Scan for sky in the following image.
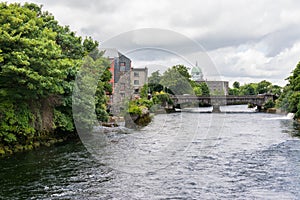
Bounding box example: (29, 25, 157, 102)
(6, 0, 300, 86)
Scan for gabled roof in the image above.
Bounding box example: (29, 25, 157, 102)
(101, 48, 119, 58)
(100, 48, 131, 61)
(118, 51, 131, 61)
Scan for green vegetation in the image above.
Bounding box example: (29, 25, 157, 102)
(276, 62, 300, 118)
(152, 91, 173, 107)
(128, 98, 154, 115)
(160, 65, 193, 95)
(228, 80, 282, 110)
(147, 65, 210, 96)
(264, 99, 275, 110)
(73, 51, 112, 132)
(228, 80, 282, 96)
(126, 98, 153, 128)
(0, 3, 111, 154)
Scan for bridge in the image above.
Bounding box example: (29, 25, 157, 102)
(171, 94, 275, 113)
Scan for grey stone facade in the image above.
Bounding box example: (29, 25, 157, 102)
(114, 52, 132, 83)
(197, 80, 229, 95)
(102, 49, 133, 115)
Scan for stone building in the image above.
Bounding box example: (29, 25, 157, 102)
(203, 81, 229, 95)
(191, 63, 229, 95)
(102, 48, 132, 114)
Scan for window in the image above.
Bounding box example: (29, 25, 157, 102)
(134, 88, 139, 94)
(120, 66, 126, 71)
(120, 62, 126, 71)
(134, 72, 139, 77)
(120, 93, 125, 101)
(134, 80, 139, 85)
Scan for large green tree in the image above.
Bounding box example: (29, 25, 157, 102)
(147, 70, 163, 93)
(256, 80, 272, 94)
(239, 83, 256, 95)
(160, 65, 193, 95)
(0, 3, 110, 149)
(277, 62, 300, 117)
(148, 70, 161, 84)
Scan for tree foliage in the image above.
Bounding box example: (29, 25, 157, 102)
(228, 80, 281, 96)
(148, 70, 161, 84)
(233, 81, 240, 89)
(159, 65, 193, 95)
(277, 62, 300, 118)
(146, 65, 209, 96)
(0, 3, 110, 149)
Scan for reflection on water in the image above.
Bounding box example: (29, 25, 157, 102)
(1, 105, 300, 199)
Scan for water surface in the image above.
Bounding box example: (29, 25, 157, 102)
(1, 105, 300, 199)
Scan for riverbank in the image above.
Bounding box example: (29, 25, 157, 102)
(0, 132, 78, 157)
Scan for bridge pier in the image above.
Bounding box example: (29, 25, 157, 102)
(256, 105, 262, 112)
(212, 105, 221, 113)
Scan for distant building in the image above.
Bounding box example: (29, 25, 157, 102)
(191, 63, 204, 82)
(131, 67, 148, 94)
(191, 62, 229, 95)
(195, 80, 229, 95)
(202, 81, 229, 95)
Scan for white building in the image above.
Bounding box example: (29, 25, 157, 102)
(131, 67, 148, 94)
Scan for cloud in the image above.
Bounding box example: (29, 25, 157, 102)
(209, 41, 300, 85)
(6, 0, 300, 86)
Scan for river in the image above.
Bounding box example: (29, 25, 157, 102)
(1, 105, 300, 199)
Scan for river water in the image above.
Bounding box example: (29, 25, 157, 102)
(1, 105, 300, 199)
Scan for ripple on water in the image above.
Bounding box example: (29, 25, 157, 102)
(1, 106, 300, 199)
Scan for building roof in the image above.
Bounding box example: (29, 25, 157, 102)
(191, 66, 202, 74)
(101, 48, 119, 58)
(100, 48, 131, 61)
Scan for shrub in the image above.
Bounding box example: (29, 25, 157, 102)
(264, 99, 275, 110)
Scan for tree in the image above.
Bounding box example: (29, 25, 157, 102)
(148, 70, 163, 93)
(239, 84, 256, 95)
(148, 70, 161, 84)
(73, 53, 111, 132)
(0, 3, 110, 148)
(193, 86, 202, 96)
(229, 88, 239, 95)
(269, 85, 282, 96)
(277, 61, 300, 118)
(160, 66, 193, 95)
(171, 64, 191, 80)
(276, 85, 292, 111)
(256, 80, 272, 94)
(233, 81, 240, 89)
(0, 3, 69, 100)
(264, 99, 275, 110)
(199, 82, 210, 96)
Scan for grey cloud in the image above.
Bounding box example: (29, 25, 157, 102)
(196, 35, 259, 51)
(257, 25, 300, 57)
(6, 0, 300, 85)
(44, 0, 117, 13)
